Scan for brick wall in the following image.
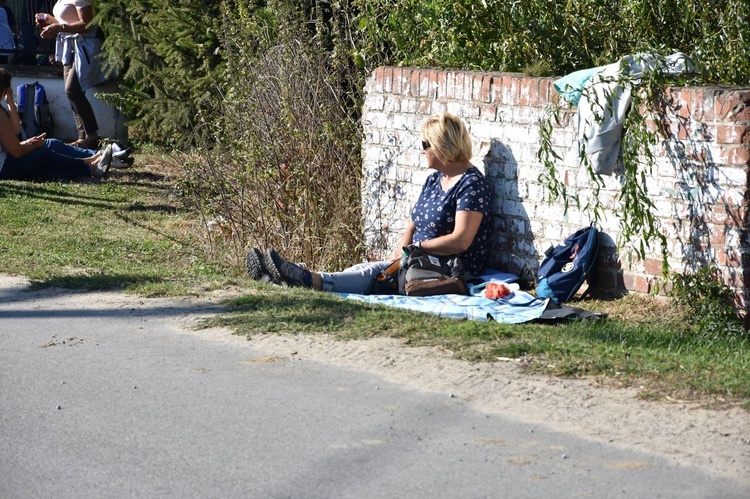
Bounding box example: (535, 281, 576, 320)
(361, 66, 750, 313)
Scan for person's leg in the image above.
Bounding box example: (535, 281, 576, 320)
(64, 65, 99, 142)
(262, 248, 393, 294)
(0, 147, 91, 181)
(63, 65, 86, 142)
(319, 261, 393, 294)
(44, 138, 96, 158)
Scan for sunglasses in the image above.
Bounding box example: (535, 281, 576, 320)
(421, 140, 431, 151)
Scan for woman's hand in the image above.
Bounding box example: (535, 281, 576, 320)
(39, 23, 62, 40)
(390, 220, 416, 260)
(35, 13, 52, 27)
(387, 247, 403, 261)
(20, 134, 47, 150)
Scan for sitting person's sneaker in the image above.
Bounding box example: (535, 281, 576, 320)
(93, 144, 113, 178)
(246, 248, 278, 284)
(110, 156, 132, 169)
(111, 142, 131, 159)
(263, 248, 313, 288)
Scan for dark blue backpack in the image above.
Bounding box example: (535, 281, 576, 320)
(536, 226, 599, 304)
(17, 82, 54, 139)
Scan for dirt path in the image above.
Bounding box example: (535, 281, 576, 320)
(3, 274, 749, 484)
(241, 333, 750, 484)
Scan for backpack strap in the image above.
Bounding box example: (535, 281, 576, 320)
(34, 82, 44, 129)
(16, 83, 27, 118)
(34, 84, 45, 107)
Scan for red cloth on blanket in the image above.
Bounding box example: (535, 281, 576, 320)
(485, 282, 511, 299)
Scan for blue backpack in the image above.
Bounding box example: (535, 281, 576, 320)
(536, 226, 599, 304)
(17, 82, 54, 139)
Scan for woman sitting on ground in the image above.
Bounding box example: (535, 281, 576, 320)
(0, 68, 112, 181)
(247, 112, 493, 294)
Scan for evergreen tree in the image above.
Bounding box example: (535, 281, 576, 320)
(95, 0, 223, 145)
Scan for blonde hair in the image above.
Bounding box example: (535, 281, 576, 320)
(420, 112, 473, 164)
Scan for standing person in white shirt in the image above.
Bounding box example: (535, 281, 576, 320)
(36, 0, 105, 150)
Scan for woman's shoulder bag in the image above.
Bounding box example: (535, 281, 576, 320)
(397, 245, 468, 296)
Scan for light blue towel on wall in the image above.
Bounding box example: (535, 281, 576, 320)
(553, 66, 602, 106)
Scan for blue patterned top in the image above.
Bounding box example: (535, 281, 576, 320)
(411, 167, 493, 275)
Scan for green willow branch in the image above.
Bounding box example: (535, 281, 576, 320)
(538, 60, 684, 276)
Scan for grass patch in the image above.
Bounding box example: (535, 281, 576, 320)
(205, 288, 750, 409)
(2, 151, 748, 410)
(0, 153, 232, 296)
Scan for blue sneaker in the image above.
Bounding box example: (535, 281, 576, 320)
(263, 248, 313, 288)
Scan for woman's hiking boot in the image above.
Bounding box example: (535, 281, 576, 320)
(263, 248, 313, 288)
(246, 248, 278, 284)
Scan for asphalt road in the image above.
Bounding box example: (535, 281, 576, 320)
(1, 278, 748, 498)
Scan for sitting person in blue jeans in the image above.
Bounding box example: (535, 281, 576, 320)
(0, 68, 112, 181)
(247, 112, 494, 294)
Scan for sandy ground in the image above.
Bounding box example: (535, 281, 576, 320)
(238, 334, 750, 485)
(3, 274, 749, 485)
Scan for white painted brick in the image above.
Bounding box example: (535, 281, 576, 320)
(511, 126, 541, 144)
(508, 218, 527, 235)
(365, 112, 389, 129)
(535, 203, 563, 222)
(469, 121, 504, 142)
(464, 105, 481, 119)
(529, 220, 546, 238)
(718, 166, 747, 186)
(526, 183, 546, 204)
(644, 176, 663, 196)
(722, 187, 745, 207)
(726, 228, 742, 247)
(545, 222, 566, 240)
(481, 105, 497, 121)
(361, 145, 386, 165)
(430, 101, 448, 113)
(574, 166, 596, 185)
(364, 94, 385, 112)
(653, 199, 678, 218)
(560, 148, 580, 166)
(365, 130, 381, 145)
(384, 97, 400, 113)
(496, 107, 513, 124)
(383, 132, 399, 146)
(389, 113, 423, 132)
(656, 160, 677, 178)
(502, 200, 530, 218)
(550, 129, 575, 148)
(446, 101, 464, 115)
(514, 238, 538, 256)
(512, 106, 539, 125)
(400, 98, 418, 113)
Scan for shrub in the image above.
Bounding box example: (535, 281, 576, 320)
(670, 265, 746, 341)
(353, 0, 750, 84)
(181, 1, 364, 271)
